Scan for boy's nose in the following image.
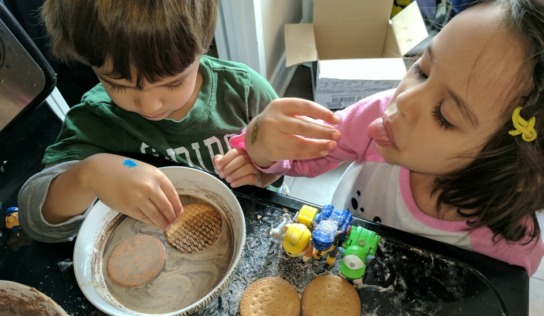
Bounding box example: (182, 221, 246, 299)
(135, 96, 163, 115)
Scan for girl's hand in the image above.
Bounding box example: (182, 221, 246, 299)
(213, 149, 280, 188)
(245, 98, 341, 167)
(83, 154, 183, 230)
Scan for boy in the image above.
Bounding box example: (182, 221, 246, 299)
(17, 0, 279, 242)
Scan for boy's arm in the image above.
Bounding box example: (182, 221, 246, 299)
(44, 153, 182, 229)
(17, 161, 89, 242)
(42, 159, 103, 224)
(19, 153, 184, 243)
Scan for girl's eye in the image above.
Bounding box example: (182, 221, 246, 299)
(432, 104, 453, 129)
(412, 63, 428, 80)
(167, 80, 184, 91)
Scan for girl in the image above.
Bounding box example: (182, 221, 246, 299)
(214, 0, 544, 276)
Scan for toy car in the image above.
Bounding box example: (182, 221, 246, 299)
(338, 225, 381, 288)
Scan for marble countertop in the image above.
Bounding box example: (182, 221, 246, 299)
(0, 186, 529, 315)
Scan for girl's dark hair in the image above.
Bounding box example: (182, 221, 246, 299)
(42, 0, 218, 88)
(435, 0, 544, 243)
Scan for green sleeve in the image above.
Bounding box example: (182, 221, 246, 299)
(245, 66, 279, 120)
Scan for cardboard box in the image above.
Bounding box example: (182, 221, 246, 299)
(285, 0, 428, 109)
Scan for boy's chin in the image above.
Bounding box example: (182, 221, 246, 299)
(141, 113, 169, 121)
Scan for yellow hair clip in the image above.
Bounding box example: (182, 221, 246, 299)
(508, 106, 537, 142)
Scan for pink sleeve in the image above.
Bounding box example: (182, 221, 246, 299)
(470, 223, 544, 276)
(229, 90, 394, 177)
(228, 132, 293, 175)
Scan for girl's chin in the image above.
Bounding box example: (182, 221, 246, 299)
(376, 146, 402, 166)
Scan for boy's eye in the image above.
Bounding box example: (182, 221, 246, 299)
(108, 82, 127, 92)
(412, 63, 428, 80)
(167, 80, 184, 91)
(105, 79, 183, 92)
(432, 104, 453, 129)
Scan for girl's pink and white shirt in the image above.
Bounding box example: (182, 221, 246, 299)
(230, 89, 544, 276)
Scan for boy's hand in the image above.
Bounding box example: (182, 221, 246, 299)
(245, 98, 341, 167)
(83, 154, 183, 230)
(213, 149, 279, 188)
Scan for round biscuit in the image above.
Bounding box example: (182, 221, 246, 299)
(106, 234, 166, 288)
(301, 275, 361, 316)
(239, 277, 300, 316)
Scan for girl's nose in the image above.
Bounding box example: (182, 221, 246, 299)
(395, 84, 428, 121)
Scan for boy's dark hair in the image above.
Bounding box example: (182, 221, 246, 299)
(42, 0, 218, 88)
(435, 0, 544, 243)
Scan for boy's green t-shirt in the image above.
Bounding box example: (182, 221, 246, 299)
(42, 55, 278, 173)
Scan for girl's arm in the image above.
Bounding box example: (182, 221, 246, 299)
(243, 98, 341, 168)
(216, 90, 393, 181)
(213, 149, 280, 188)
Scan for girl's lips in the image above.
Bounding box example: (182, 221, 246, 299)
(368, 115, 395, 147)
(383, 116, 396, 147)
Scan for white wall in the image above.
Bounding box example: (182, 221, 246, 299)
(260, 0, 302, 94)
(215, 0, 302, 96)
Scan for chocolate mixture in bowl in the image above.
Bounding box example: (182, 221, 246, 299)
(0, 281, 68, 316)
(100, 195, 235, 314)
